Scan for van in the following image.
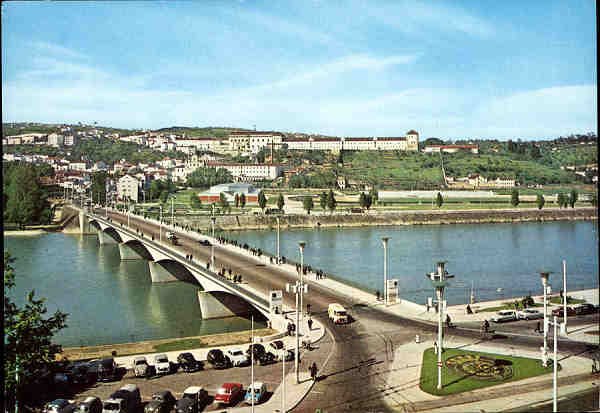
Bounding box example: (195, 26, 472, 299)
(103, 384, 141, 413)
(328, 303, 349, 324)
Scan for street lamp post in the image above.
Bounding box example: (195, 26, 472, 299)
(538, 270, 553, 367)
(382, 237, 390, 305)
(299, 242, 306, 321)
(171, 197, 174, 227)
(276, 217, 280, 263)
(159, 206, 163, 242)
(562, 260, 568, 335)
(282, 342, 286, 413)
(426, 261, 455, 390)
(287, 279, 307, 385)
(211, 216, 216, 268)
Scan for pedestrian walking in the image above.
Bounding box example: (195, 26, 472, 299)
(310, 362, 318, 381)
(308, 318, 313, 331)
(534, 321, 541, 333)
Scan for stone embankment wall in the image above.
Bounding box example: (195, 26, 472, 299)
(61, 205, 82, 233)
(182, 207, 597, 232)
(61, 205, 597, 233)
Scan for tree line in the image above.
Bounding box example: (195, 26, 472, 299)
(3, 162, 54, 227)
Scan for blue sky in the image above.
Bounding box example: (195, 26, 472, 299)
(2, 1, 596, 139)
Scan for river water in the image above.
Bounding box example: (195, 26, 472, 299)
(4, 220, 598, 346)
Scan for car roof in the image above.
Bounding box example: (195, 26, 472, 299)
(184, 386, 204, 393)
(221, 382, 241, 389)
(248, 382, 264, 388)
(154, 390, 171, 396)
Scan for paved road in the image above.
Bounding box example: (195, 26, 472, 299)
(91, 209, 599, 412)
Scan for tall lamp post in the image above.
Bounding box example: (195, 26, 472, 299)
(382, 237, 390, 305)
(159, 205, 163, 242)
(426, 261, 455, 390)
(538, 270, 553, 367)
(287, 278, 307, 385)
(276, 217, 281, 263)
(211, 216, 216, 268)
(299, 241, 306, 321)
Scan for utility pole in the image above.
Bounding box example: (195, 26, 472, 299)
(299, 242, 306, 321)
(287, 279, 308, 384)
(538, 270, 553, 367)
(276, 216, 280, 263)
(382, 237, 390, 305)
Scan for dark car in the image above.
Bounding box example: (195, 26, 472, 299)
(198, 239, 211, 246)
(68, 362, 94, 385)
(96, 357, 117, 382)
(144, 400, 171, 413)
(552, 306, 576, 317)
(76, 397, 102, 413)
(177, 352, 203, 372)
(246, 343, 265, 361)
(207, 349, 231, 369)
(152, 390, 176, 409)
(257, 351, 277, 366)
(575, 303, 597, 315)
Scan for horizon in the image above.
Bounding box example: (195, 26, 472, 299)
(2, 1, 597, 140)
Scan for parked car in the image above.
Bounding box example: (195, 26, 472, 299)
(247, 343, 266, 361)
(257, 352, 277, 366)
(97, 357, 117, 382)
(552, 306, 576, 317)
(177, 352, 203, 372)
(278, 349, 296, 362)
(214, 382, 243, 406)
(68, 362, 95, 385)
(43, 399, 73, 413)
(144, 401, 170, 413)
(574, 303, 598, 315)
(207, 349, 231, 369)
(103, 384, 141, 413)
(150, 390, 176, 410)
(268, 340, 285, 359)
(244, 382, 267, 405)
(517, 309, 544, 320)
(226, 348, 250, 367)
(198, 239, 211, 246)
(133, 356, 151, 378)
(76, 397, 102, 413)
(175, 386, 209, 413)
(154, 354, 171, 375)
(490, 310, 517, 323)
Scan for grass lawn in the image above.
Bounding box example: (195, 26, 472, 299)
(420, 347, 553, 396)
(476, 303, 543, 313)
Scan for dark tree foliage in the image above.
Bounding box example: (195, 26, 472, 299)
(303, 196, 314, 214)
(4, 163, 52, 226)
(277, 194, 285, 211)
(186, 167, 233, 188)
(536, 193, 545, 210)
(436, 192, 444, 208)
(327, 189, 337, 213)
(91, 171, 108, 204)
(569, 189, 578, 208)
(240, 193, 246, 209)
(319, 191, 327, 210)
(258, 190, 267, 211)
(4, 253, 68, 410)
(511, 189, 520, 207)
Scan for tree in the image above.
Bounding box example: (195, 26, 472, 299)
(190, 192, 202, 210)
(239, 193, 246, 209)
(319, 191, 327, 211)
(303, 196, 314, 215)
(569, 188, 578, 208)
(369, 187, 379, 205)
(365, 193, 373, 210)
(327, 189, 337, 214)
(436, 192, 444, 208)
(536, 193, 545, 210)
(5, 164, 50, 227)
(234, 193, 239, 208)
(359, 192, 367, 209)
(219, 192, 229, 211)
(186, 167, 233, 188)
(258, 190, 267, 212)
(91, 171, 108, 204)
(4, 252, 68, 409)
(591, 192, 598, 207)
(277, 194, 285, 212)
(511, 188, 520, 207)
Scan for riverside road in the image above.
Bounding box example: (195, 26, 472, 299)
(91, 208, 598, 412)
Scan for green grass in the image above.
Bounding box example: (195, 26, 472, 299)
(549, 296, 584, 305)
(475, 303, 543, 313)
(420, 347, 552, 396)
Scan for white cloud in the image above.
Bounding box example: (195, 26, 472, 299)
(29, 41, 88, 60)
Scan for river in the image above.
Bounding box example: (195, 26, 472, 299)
(4, 220, 598, 346)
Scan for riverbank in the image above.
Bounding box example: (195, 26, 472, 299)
(172, 206, 598, 232)
(58, 327, 276, 361)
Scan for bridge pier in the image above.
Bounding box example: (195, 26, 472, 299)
(148, 261, 179, 283)
(79, 210, 95, 234)
(97, 230, 118, 245)
(197, 290, 253, 319)
(118, 243, 145, 260)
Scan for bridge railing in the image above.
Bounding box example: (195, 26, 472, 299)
(89, 213, 269, 310)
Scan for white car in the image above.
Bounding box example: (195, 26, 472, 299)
(226, 348, 250, 367)
(154, 354, 170, 375)
(517, 309, 544, 320)
(490, 310, 518, 323)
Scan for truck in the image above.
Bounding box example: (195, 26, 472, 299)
(132, 356, 152, 378)
(102, 384, 141, 413)
(328, 303, 349, 324)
